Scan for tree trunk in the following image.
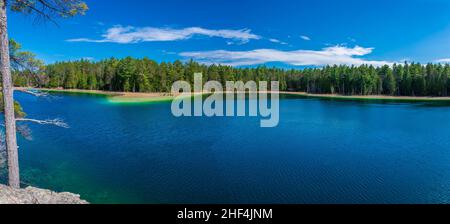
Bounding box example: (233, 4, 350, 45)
(0, 0, 20, 189)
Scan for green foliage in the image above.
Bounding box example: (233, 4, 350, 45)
(9, 39, 45, 87)
(10, 0, 88, 18)
(0, 94, 26, 118)
(13, 101, 25, 118)
(14, 57, 450, 97)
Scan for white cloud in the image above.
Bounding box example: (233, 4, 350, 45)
(180, 45, 393, 67)
(269, 38, 288, 45)
(347, 37, 356, 42)
(81, 57, 95, 61)
(436, 58, 450, 63)
(67, 25, 261, 44)
(269, 38, 280, 43)
(300, 35, 311, 41)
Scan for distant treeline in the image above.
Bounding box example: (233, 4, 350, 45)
(13, 57, 450, 96)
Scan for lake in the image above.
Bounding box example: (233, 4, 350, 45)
(3, 92, 450, 204)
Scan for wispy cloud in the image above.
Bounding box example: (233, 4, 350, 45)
(67, 25, 261, 44)
(436, 58, 450, 63)
(81, 57, 96, 61)
(180, 45, 393, 67)
(347, 37, 356, 42)
(269, 38, 288, 45)
(300, 35, 311, 41)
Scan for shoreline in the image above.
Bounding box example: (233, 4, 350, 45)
(14, 87, 450, 103)
(279, 92, 450, 102)
(0, 184, 88, 204)
(15, 87, 176, 103)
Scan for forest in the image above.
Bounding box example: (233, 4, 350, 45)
(12, 56, 450, 97)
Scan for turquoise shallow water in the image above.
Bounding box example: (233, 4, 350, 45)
(3, 92, 450, 204)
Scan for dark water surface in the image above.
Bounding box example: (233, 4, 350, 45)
(4, 92, 450, 204)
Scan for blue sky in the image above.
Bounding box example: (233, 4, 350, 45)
(7, 0, 450, 67)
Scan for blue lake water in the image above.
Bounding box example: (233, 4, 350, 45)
(3, 92, 450, 204)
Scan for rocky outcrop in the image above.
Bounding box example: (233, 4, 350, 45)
(0, 184, 88, 204)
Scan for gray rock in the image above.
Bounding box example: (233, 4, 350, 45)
(0, 184, 89, 204)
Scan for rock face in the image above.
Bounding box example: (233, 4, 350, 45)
(0, 184, 88, 204)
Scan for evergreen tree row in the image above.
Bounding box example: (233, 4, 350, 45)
(13, 57, 450, 97)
